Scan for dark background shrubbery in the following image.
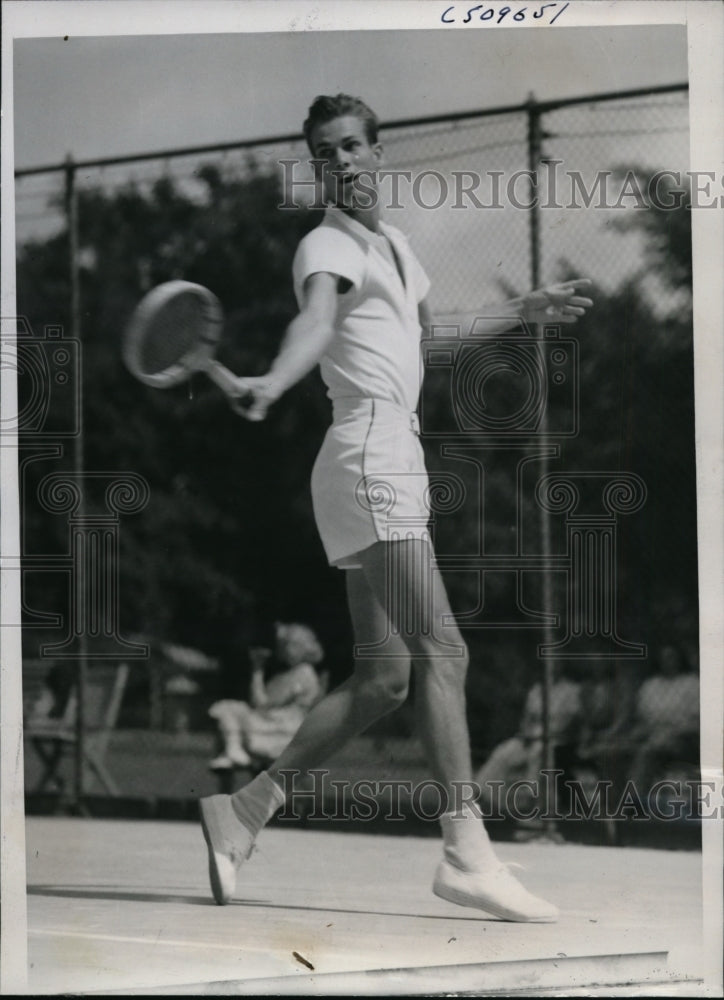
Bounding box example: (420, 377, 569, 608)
(17, 163, 697, 760)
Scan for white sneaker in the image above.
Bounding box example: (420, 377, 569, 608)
(208, 754, 234, 771)
(208, 749, 253, 771)
(199, 794, 255, 905)
(433, 858, 559, 923)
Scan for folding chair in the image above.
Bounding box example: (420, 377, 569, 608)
(24, 662, 130, 796)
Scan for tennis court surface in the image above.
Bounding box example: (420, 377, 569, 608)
(26, 816, 706, 995)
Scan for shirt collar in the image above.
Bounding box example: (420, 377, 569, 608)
(325, 206, 391, 246)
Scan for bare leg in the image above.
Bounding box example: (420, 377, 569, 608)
(201, 538, 557, 919)
(267, 567, 411, 783)
(347, 540, 558, 922)
(208, 702, 254, 767)
(475, 737, 529, 811)
(356, 539, 473, 799)
(200, 563, 411, 905)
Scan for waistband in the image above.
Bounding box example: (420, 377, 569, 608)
(331, 396, 420, 435)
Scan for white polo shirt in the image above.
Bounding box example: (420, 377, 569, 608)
(292, 208, 431, 412)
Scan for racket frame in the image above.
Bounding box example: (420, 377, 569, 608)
(123, 280, 238, 392)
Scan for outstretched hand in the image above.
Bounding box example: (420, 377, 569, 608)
(228, 376, 280, 422)
(521, 278, 594, 326)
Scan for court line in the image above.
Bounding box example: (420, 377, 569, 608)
(28, 927, 272, 952)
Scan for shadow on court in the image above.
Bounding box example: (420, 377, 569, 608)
(25, 816, 705, 996)
(27, 885, 494, 922)
(28, 885, 215, 906)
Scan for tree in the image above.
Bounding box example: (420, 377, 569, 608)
(17, 159, 697, 750)
(17, 161, 347, 681)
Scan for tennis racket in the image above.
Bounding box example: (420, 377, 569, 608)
(122, 280, 245, 402)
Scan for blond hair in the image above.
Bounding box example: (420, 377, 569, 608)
(274, 622, 324, 667)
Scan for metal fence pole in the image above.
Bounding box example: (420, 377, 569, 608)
(64, 154, 87, 812)
(527, 96, 559, 837)
(527, 95, 541, 290)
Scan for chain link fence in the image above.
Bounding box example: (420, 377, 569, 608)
(15, 84, 699, 821)
(16, 85, 690, 311)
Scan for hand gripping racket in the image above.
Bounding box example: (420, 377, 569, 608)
(122, 280, 241, 399)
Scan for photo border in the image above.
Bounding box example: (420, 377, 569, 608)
(1, 2, 721, 994)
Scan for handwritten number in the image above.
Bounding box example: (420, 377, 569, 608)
(442, 1, 568, 25)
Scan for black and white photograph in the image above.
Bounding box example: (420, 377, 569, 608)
(1, 1, 722, 995)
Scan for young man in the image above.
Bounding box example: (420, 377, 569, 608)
(199, 94, 593, 921)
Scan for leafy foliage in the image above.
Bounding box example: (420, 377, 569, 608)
(17, 162, 696, 751)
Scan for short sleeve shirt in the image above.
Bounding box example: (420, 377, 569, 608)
(292, 208, 431, 411)
(636, 674, 699, 733)
(521, 680, 582, 744)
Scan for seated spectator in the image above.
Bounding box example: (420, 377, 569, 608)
(208, 622, 324, 771)
(475, 664, 582, 814)
(576, 661, 636, 782)
(629, 643, 699, 797)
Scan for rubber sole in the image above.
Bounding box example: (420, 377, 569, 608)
(433, 867, 559, 923)
(199, 797, 234, 905)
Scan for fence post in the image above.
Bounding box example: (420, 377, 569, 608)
(64, 154, 87, 811)
(526, 95, 561, 838)
(526, 93, 542, 288)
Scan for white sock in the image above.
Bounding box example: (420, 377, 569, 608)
(439, 802, 500, 873)
(230, 771, 285, 837)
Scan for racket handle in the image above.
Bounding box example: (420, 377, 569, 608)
(206, 360, 240, 397)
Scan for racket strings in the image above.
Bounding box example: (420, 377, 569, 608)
(124, 280, 226, 390)
(137, 292, 209, 376)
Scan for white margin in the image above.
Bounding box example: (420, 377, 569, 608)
(1, 1, 722, 996)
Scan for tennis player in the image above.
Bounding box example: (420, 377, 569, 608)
(200, 94, 593, 921)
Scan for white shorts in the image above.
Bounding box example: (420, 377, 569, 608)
(311, 397, 431, 569)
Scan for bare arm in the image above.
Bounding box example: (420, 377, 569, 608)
(422, 278, 594, 337)
(249, 667, 268, 709)
(231, 271, 339, 422)
(248, 648, 273, 708)
(417, 296, 434, 338)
